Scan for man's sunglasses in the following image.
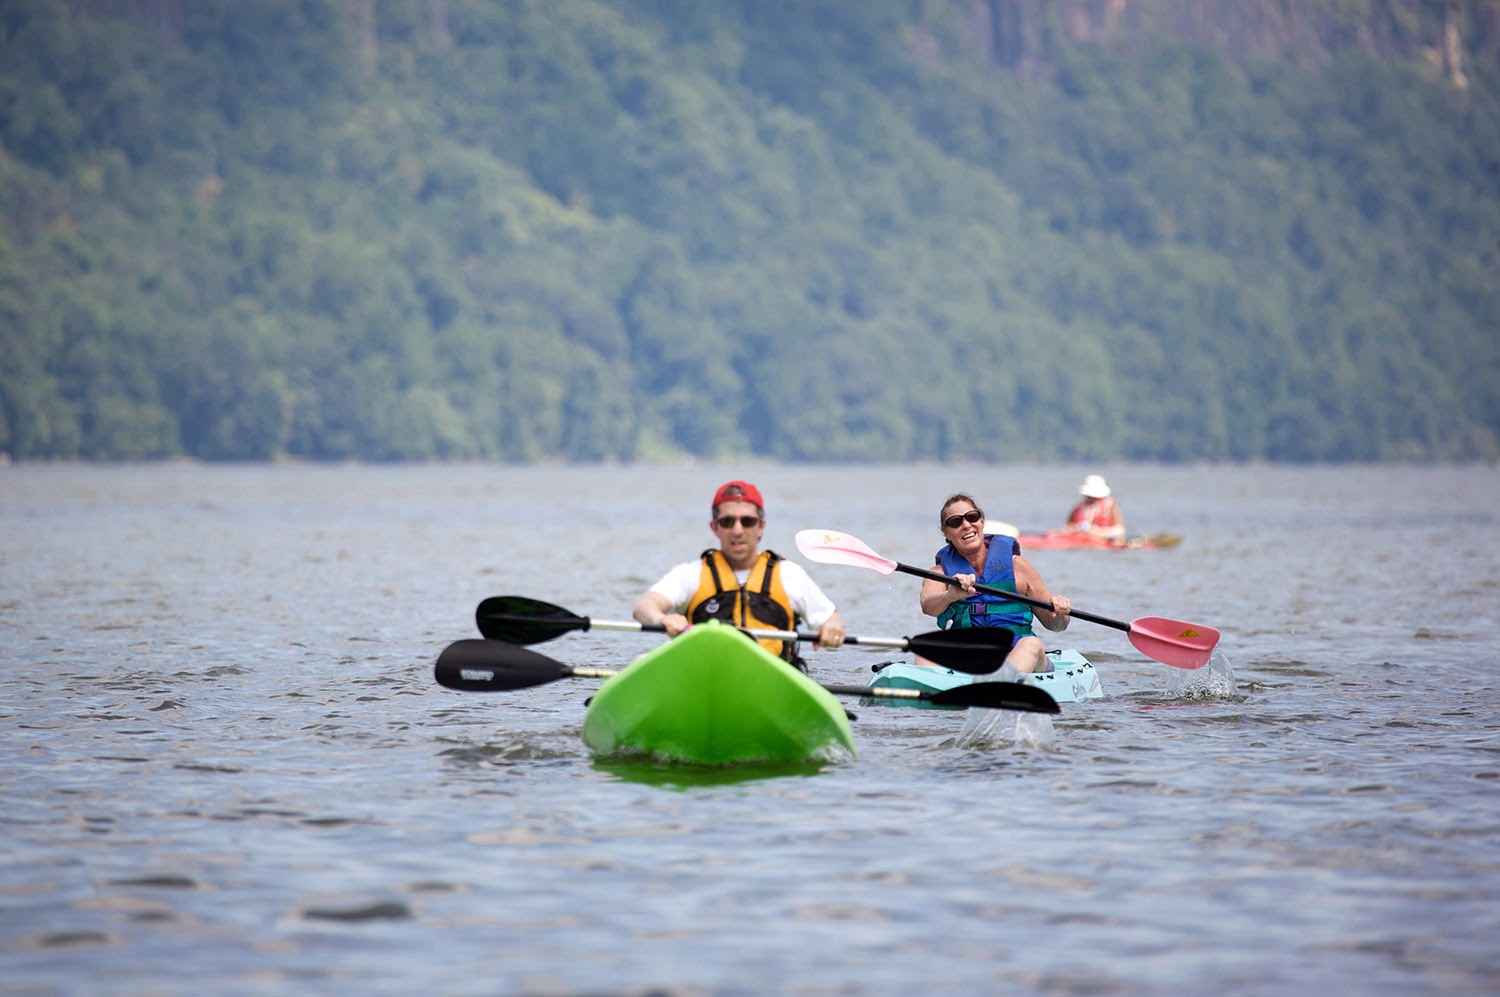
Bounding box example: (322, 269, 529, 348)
(942, 510, 984, 529)
(716, 515, 762, 529)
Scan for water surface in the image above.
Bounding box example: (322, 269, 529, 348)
(3, 462, 1498, 994)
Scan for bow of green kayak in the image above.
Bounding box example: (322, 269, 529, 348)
(580, 621, 857, 765)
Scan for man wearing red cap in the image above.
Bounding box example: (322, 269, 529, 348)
(633, 480, 846, 670)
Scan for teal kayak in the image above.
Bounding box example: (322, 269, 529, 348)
(866, 648, 1104, 708)
(580, 620, 857, 765)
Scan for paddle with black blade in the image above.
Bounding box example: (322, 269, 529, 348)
(475, 594, 1020, 675)
(433, 639, 1059, 713)
(794, 528, 1220, 669)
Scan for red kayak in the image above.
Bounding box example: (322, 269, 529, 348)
(1015, 530, 1181, 551)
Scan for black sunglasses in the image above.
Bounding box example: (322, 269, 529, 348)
(942, 510, 984, 529)
(716, 515, 762, 529)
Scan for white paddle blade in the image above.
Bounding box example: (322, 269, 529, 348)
(794, 529, 899, 575)
(985, 520, 1021, 538)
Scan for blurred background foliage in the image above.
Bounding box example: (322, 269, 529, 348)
(1, 0, 1497, 462)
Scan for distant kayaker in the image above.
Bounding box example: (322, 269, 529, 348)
(1066, 474, 1126, 542)
(633, 479, 846, 669)
(919, 492, 1072, 674)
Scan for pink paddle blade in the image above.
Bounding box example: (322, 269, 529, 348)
(1127, 617, 1221, 669)
(795, 529, 899, 575)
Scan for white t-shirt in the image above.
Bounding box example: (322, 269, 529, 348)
(648, 557, 838, 630)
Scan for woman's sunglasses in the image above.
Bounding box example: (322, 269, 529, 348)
(716, 515, 762, 529)
(942, 510, 984, 529)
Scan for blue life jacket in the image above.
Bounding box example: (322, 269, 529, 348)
(934, 536, 1034, 635)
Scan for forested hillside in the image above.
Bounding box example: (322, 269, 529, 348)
(2, 0, 1497, 462)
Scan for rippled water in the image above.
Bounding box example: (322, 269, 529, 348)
(3, 462, 1498, 994)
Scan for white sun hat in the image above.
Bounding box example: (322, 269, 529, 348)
(1079, 474, 1111, 498)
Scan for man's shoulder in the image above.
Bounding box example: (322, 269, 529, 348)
(774, 558, 821, 595)
(770, 554, 808, 576)
(653, 560, 702, 586)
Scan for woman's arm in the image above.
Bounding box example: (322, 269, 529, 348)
(920, 572, 974, 617)
(1015, 555, 1071, 631)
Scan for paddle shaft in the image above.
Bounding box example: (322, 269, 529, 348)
(557, 616, 932, 653)
(896, 561, 1131, 634)
(475, 598, 1025, 671)
(821, 682, 1055, 712)
(433, 639, 1055, 712)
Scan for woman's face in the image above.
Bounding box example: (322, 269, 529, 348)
(940, 502, 984, 549)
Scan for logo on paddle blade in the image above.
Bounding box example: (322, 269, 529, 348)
(1178, 628, 1200, 639)
(460, 669, 495, 681)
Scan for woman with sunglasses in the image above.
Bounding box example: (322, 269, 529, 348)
(919, 493, 1072, 674)
(633, 479, 846, 670)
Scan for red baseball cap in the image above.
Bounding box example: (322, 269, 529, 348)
(711, 480, 765, 513)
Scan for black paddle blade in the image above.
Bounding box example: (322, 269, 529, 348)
(434, 639, 569, 692)
(930, 680, 1060, 713)
(475, 595, 589, 644)
(905, 628, 1019, 674)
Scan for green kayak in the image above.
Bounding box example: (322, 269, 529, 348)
(580, 620, 857, 765)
